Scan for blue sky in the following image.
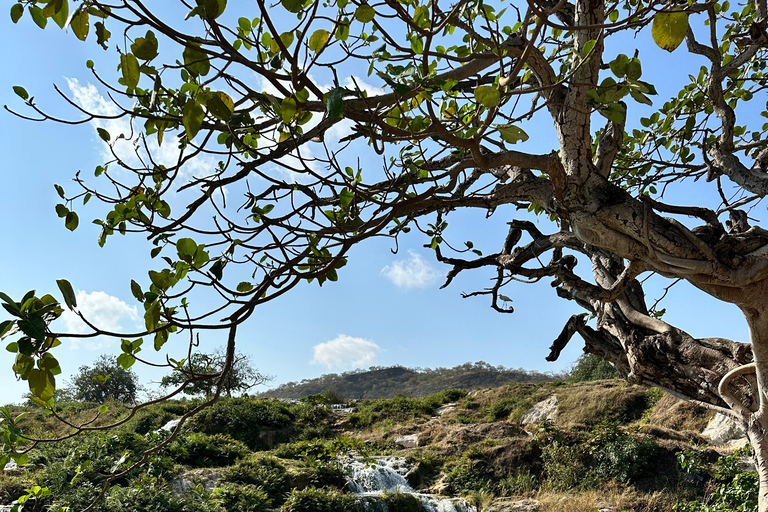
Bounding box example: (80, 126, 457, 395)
(0, 2, 757, 402)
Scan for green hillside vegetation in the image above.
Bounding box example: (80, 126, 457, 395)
(258, 362, 561, 400)
(0, 380, 755, 511)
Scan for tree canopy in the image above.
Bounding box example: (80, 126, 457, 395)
(69, 354, 140, 404)
(3, 0, 768, 507)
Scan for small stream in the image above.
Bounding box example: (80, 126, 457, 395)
(345, 456, 476, 512)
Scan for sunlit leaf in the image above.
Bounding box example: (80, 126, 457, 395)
(651, 12, 689, 52)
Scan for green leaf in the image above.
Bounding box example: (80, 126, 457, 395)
(13, 86, 28, 100)
(95, 21, 110, 49)
(210, 259, 224, 280)
(195, 0, 226, 19)
(282, 0, 303, 14)
(97, 127, 110, 141)
(131, 30, 158, 60)
(183, 99, 205, 140)
(354, 4, 375, 23)
(236, 282, 253, 292)
(308, 29, 330, 53)
(176, 238, 198, 260)
(183, 45, 210, 77)
(326, 88, 344, 118)
(29, 6, 47, 29)
(18, 316, 46, 341)
(608, 9, 619, 22)
(10, 3, 23, 23)
(130, 280, 144, 302)
(630, 89, 653, 106)
(65, 211, 79, 231)
(626, 58, 642, 81)
(6, 341, 19, 352)
(280, 98, 298, 123)
(497, 124, 529, 144)
(154, 329, 169, 351)
(474, 85, 500, 108)
(120, 53, 140, 89)
(98, 405, 109, 413)
(116, 353, 135, 369)
(581, 39, 597, 57)
(206, 91, 234, 121)
(651, 11, 689, 52)
(27, 369, 55, 402)
(70, 8, 89, 41)
(56, 279, 77, 309)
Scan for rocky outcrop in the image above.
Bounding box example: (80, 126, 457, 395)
(520, 396, 558, 425)
(701, 413, 747, 445)
(395, 433, 420, 448)
(487, 499, 541, 511)
(170, 468, 222, 494)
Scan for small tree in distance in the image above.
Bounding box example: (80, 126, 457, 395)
(569, 353, 619, 382)
(160, 349, 271, 399)
(68, 355, 140, 404)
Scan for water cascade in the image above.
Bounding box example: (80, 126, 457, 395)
(345, 456, 476, 512)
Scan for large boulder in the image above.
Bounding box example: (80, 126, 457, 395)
(520, 396, 558, 425)
(701, 413, 746, 445)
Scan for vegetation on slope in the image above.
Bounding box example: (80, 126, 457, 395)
(0, 379, 756, 512)
(259, 361, 561, 400)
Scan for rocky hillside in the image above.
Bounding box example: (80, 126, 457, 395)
(0, 379, 755, 512)
(258, 362, 559, 400)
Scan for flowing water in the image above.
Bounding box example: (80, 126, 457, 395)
(345, 456, 476, 512)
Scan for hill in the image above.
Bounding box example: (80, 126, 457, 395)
(0, 379, 749, 512)
(257, 361, 561, 399)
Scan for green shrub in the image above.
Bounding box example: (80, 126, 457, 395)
(169, 432, 250, 467)
(280, 487, 356, 512)
(542, 442, 587, 491)
(584, 422, 656, 484)
(211, 482, 271, 512)
(675, 446, 758, 512)
(220, 456, 289, 504)
(569, 353, 619, 382)
(381, 491, 423, 511)
(444, 460, 493, 494)
(112, 476, 218, 512)
(499, 470, 539, 496)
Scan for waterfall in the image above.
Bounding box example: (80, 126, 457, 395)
(344, 457, 476, 512)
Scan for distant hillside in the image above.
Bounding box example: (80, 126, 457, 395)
(258, 361, 562, 399)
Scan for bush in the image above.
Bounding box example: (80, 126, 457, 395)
(220, 456, 289, 504)
(211, 483, 271, 512)
(280, 487, 356, 512)
(498, 470, 539, 496)
(187, 398, 333, 449)
(105, 475, 217, 512)
(444, 460, 493, 494)
(676, 446, 758, 512)
(569, 353, 619, 382)
(381, 492, 423, 511)
(169, 432, 250, 467)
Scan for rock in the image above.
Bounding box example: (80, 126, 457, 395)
(487, 499, 541, 511)
(170, 468, 222, 494)
(395, 433, 420, 448)
(701, 413, 747, 445)
(435, 403, 457, 416)
(3, 460, 18, 472)
(520, 395, 558, 425)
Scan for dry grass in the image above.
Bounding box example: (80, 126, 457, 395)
(645, 393, 712, 433)
(535, 482, 677, 512)
(556, 381, 651, 427)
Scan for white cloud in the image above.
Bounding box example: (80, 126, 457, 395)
(66, 78, 217, 182)
(312, 335, 381, 370)
(381, 251, 442, 289)
(57, 291, 139, 349)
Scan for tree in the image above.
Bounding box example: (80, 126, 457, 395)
(2, 0, 768, 507)
(568, 353, 619, 382)
(160, 348, 271, 398)
(68, 355, 140, 404)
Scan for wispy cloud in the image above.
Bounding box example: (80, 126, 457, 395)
(57, 291, 139, 349)
(66, 78, 217, 181)
(381, 251, 442, 289)
(311, 335, 381, 370)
